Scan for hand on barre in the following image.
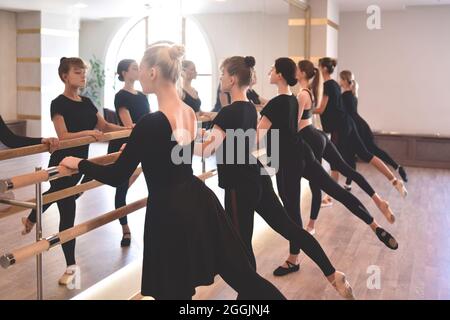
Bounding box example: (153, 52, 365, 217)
(88, 130, 104, 141)
(60, 156, 83, 170)
(41, 137, 60, 153)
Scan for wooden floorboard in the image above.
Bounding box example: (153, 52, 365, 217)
(0, 143, 449, 300)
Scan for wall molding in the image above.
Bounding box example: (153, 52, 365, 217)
(17, 57, 61, 64)
(373, 132, 450, 170)
(17, 28, 78, 37)
(17, 86, 41, 92)
(288, 18, 339, 30)
(17, 57, 40, 63)
(17, 114, 41, 121)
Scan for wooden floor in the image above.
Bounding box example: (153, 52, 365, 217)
(0, 143, 449, 300)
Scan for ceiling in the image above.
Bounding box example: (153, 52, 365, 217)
(0, 0, 448, 20)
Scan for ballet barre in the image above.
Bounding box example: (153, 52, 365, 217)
(0, 152, 121, 193)
(0, 129, 131, 161)
(197, 112, 217, 123)
(0, 169, 217, 269)
(0, 167, 143, 219)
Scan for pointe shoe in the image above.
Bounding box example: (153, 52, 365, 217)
(393, 179, 408, 198)
(378, 201, 396, 224)
(306, 226, 316, 235)
(58, 265, 79, 286)
(332, 271, 356, 300)
(21, 217, 35, 235)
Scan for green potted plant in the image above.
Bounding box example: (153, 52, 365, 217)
(82, 55, 105, 108)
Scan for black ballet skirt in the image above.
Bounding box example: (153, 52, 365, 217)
(78, 112, 252, 299)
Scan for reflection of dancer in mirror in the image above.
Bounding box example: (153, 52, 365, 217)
(182, 60, 202, 113)
(247, 70, 268, 112)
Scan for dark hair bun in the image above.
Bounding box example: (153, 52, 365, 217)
(60, 57, 67, 63)
(117, 59, 136, 82)
(332, 59, 337, 67)
(287, 77, 298, 86)
(244, 56, 256, 68)
(275, 57, 298, 87)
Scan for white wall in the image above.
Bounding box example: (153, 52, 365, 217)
(79, 18, 128, 64)
(193, 12, 288, 100)
(79, 12, 289, 106)
(79, 18, 128, 109)
(0, 10, 17, 120)
(339, 6, 450, 136)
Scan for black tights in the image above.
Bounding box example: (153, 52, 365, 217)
(115, 181, 130, 225)
(299, 143, 375, 225)
(275, 162, 302, 255)
(299, 126, 376, 220)
(224, 178, 336, 278)
(346, 129, 399, 185)
(28, 173, 92, 266)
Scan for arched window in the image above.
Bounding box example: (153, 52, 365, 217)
(104, 13, 214, 111)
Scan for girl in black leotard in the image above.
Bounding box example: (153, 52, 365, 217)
(313, 57, 408, 199)
(61, 43, 286, 300)
(339, 70, 408, 184)
(296, 60, 396, 234)
(247, 71, 268, 111)
(0, 116, 59, 150)
(257, 57, 399, 277)
(182, 60, 202, 113)
(195, 55, 355, 299)
(108, 59, 150, 247)
(22, 57, 127, 285)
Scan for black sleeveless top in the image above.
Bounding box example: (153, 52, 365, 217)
(300, 89, 314, 120)
(183, 90, 201, 113)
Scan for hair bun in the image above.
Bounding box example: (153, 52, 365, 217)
(169, 45, 185, 60)
(332, 59, 337, 67)
(288, 78, 298, 87)
(244, 56, 256, 68)
(60, 57, 67, 63)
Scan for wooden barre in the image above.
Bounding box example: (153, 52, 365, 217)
(197, 112, 217, 123)
(0, 169, 217, 269)
(0, 152, 121, 193)
(0, 167, 144, 219)
(0, 130, 131, 162)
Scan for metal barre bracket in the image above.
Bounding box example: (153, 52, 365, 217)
(0, 253, 16, 269)
(45, 235, 61, 248)
(0, 179, 13, 194)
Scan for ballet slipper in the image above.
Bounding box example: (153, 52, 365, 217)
(21, 217, 35, 235)
(58, 265, 79, 286)
(331, 271, 356, 300)
(377, 201, 396, 224)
